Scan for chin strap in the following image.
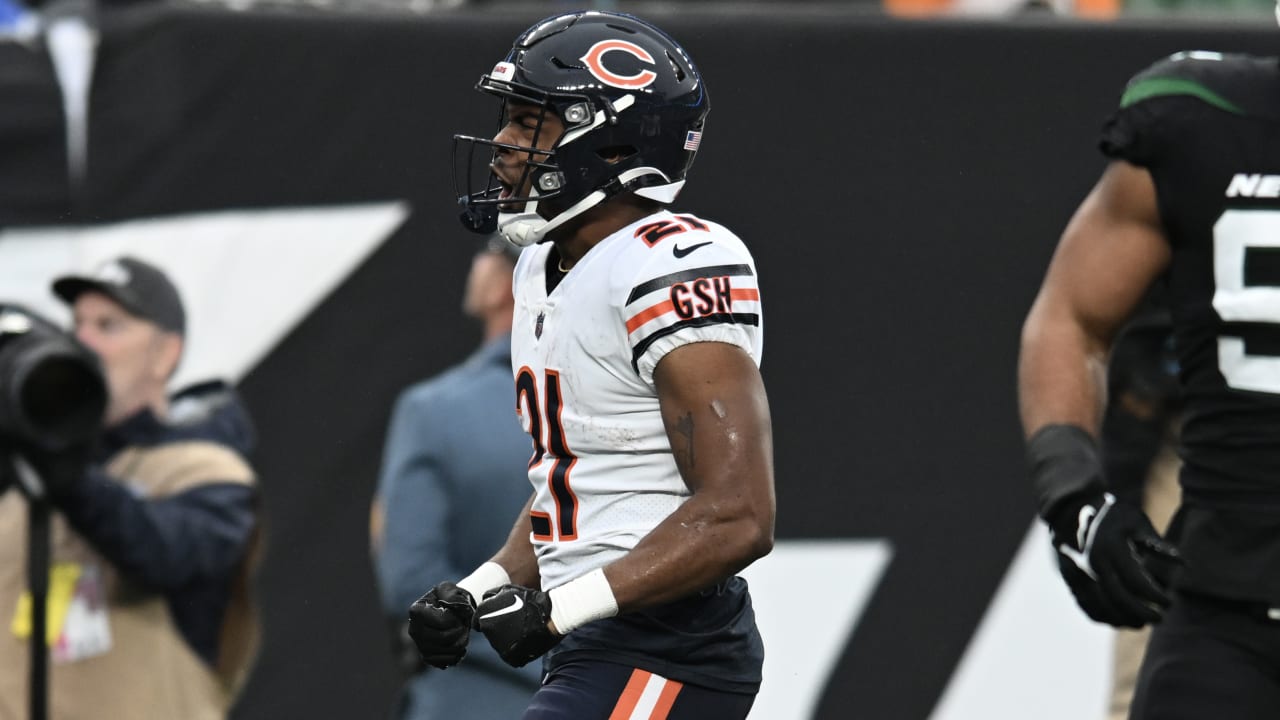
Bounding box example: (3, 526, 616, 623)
(496, 166, 686, 248)
(495, 210, 544, 248)
(498, 189, 607, 247)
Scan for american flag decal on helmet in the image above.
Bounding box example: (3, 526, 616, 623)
(683, 131, 702, 151)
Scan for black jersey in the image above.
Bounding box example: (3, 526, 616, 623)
(1101, 51, 1280, 602)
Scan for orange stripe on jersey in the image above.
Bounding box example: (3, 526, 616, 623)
(649, 678, 684, 719)
(625, 300, 674, 333)
(730, 288, 760, 302)
(608, 670, 652, 720)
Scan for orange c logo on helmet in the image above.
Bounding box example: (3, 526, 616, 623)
(579, 40, 658, 90)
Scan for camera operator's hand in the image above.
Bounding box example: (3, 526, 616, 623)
(0, 443, 15, 497)
(16, 441, 91, 502)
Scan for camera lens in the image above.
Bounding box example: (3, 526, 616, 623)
(0, 305, 107, 452)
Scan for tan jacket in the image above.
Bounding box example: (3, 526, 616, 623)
(0, 441, 257, 720)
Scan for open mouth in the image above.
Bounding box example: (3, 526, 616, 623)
(495, 178, 526, 212)
(489, 163, 517, 199)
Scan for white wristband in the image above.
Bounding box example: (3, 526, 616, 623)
(548, 568, 619, 635)
(456, 562, 510, 605)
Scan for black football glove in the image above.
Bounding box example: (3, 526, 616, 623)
(1049, 491, 1182, 628)
(407, 582, 476, 669)
(388, 619, 427, 677)
(473, 584, 562, 668)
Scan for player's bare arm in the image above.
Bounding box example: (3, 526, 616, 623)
(601, 340, 775, 613)
(1019, 160, 1170, 436)
(1020, 159, 1181, 629)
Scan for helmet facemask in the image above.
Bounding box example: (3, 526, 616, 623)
(455, 79, 652, 246)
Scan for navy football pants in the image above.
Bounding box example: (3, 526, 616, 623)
(521, 660, 756, 720)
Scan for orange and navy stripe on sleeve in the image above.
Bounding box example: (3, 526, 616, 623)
(623, 263, 760, 372)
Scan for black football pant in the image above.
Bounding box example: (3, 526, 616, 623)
(521, 659, 755, 720)
(1130, 590, 1280, 720)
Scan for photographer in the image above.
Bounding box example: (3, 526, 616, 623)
(0, 257, 260, 720)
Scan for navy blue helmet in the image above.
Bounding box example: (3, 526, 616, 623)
(454, 11, 709, 246)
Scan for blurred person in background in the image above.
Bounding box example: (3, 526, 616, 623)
(1120, 0, 1272, 17)
(883, 0, 1270, 18)
(1020, 44, 1280, 719)
(0, 256, 260, 720)
(371, 235, 540, 720)
(1098, 296, 1182, 720)
(884, 0, 1118, 17)
(0, 0, 28, 29)
(406, 10, 775, 720)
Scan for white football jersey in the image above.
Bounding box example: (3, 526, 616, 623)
(510, 210, 764, 590)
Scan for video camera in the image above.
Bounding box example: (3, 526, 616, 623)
(0, 303, 106, 463)
(0, 303, 107, 720)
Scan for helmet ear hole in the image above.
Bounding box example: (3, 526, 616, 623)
(596, 145, 638, 164)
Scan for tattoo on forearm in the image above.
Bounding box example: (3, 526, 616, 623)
(675, 412, 695, 470)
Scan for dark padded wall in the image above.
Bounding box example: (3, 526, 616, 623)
(0, 7, 1274, 718)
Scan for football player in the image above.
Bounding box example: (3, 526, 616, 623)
(407, 11, 774, 720)
(1020, 43, 1280, 719)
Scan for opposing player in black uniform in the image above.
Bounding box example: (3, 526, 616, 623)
(1020, 50, 1280, 719)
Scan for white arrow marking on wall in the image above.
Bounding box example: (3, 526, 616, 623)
(741, 539, 893, 720)
(0, 202, 409, 389)
(930, 522, 1113, 720)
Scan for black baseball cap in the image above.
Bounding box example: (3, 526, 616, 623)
(52, 256, 186, 336)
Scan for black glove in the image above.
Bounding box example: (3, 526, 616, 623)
(388, 619, 427, 677)
(407, 582, 476, 669)
(0, 444, 15, 497)
(12, 441, 90, 503)
(473, 584, 562, 668)
(1048, 491, 1182, 628)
